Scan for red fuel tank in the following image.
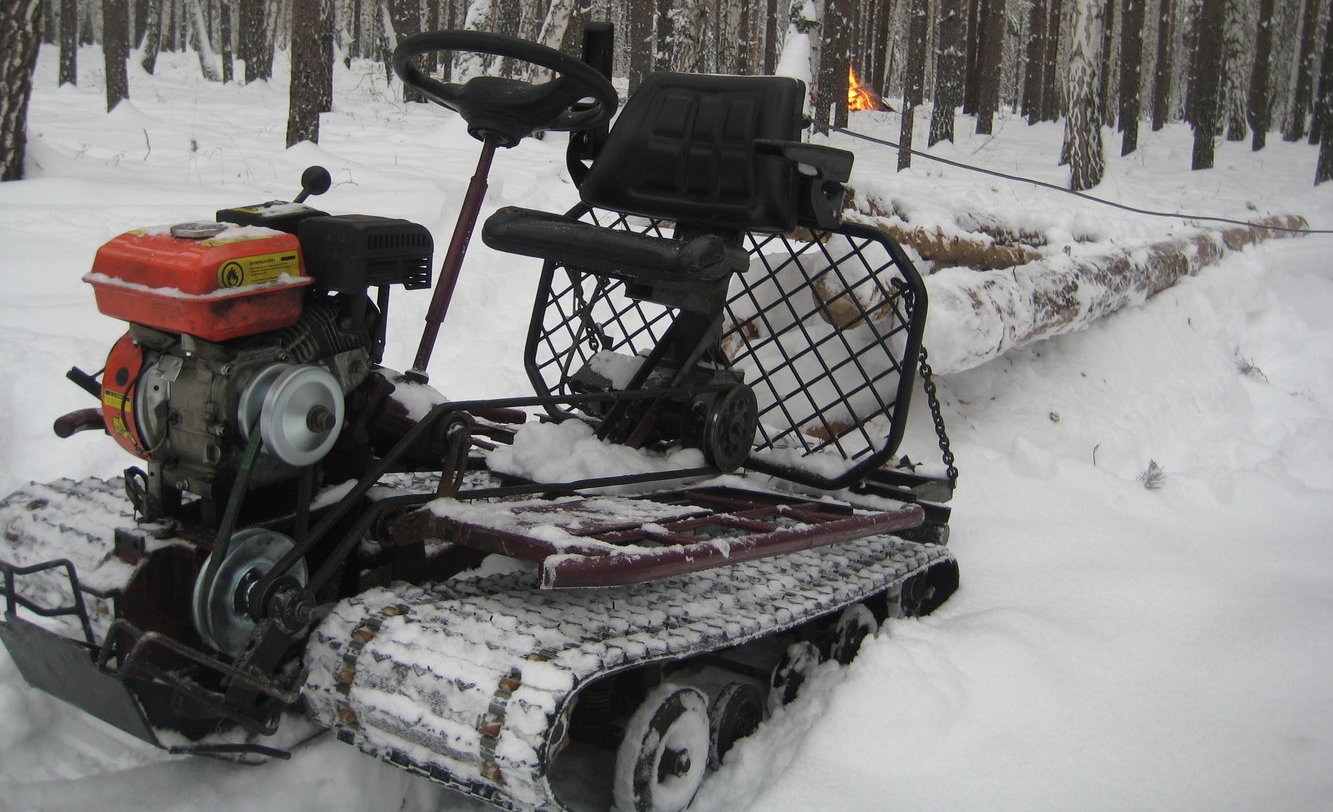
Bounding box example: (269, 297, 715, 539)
(84, 222, 313, 341)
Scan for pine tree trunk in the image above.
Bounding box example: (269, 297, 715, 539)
(1, 0, 42, 181)
(1221, 0, 1246, 141)
(1190, 0, 1224, 169)
(104, 0, 130, 111)
(975, 0, 1005, 135)
(736, 0, 756, 74)
(1022, 0, 1048, 122)
(1065, 0, 1106, 190)
(1283, 0, 1319, 141)
(1118, 0, 1143, 154)
(1150, 0, 1173, 131)
(1040, 0, 1064, 121)
(287, 0, 333, 145)
(763, 0, 780, 73)
(220, 0, 233, 83)
(134, 0, 150, 45)
(830, 0, 852, 130)
(1097, 0, 1117, 125)
(931, 0, 967, 144)
(390, 0, 422, 100)
(868, 0, 890, 94)
(59, 0, 77, 86)
(240, 0, 266, 82)
(655, 0, 676, 70)
(1247, 0, 1274, 150)
(899, 0, 928, 169)
(42, 0, 56, 44)
(628, 0, 652, 92)
(1311, 0, 1332, 145)
(963, 0, 987, 114)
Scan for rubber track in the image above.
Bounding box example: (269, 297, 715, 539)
(0, 477, 142, 636)
(303, 534, 954, 810)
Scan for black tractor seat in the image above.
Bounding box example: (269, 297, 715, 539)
(482, 71, 851, 302)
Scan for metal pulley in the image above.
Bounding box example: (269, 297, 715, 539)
(239, 363, 344, 467)
(192, 528, 308, 655)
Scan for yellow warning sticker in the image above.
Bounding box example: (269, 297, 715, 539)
(102, 389, 132, 413)
(103, 390, 134, 442)
(216, 251, 301, 288)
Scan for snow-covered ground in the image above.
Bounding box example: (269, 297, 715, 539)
(2, 44, 1331, 811)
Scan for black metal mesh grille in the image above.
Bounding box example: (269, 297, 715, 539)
(525, 207, 926, 487)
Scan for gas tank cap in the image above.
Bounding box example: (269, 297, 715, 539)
(170, 221, 227, 239)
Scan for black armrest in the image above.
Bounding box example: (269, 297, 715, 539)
(754, 139, 854, 183)
(754, 139, 854, 230)
(482, 207, 748, 283)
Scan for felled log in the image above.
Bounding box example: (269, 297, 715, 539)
(871, 220, 1043, 270)
(918, 215, 1308, 374)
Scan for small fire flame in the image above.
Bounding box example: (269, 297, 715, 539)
(847, 68, 884, 111)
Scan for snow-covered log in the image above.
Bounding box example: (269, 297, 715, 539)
(866, 219, 1044, 270)
(918, 215, 1308, 373)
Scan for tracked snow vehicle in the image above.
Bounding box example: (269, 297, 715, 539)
(0, 26, 958, 812)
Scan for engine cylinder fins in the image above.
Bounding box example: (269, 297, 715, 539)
(238, 363, 345, 467)
(614, 684, 711, 812)
(192, 528, 307, 655)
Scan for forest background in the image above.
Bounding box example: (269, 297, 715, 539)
(2, 0, 1332, 192)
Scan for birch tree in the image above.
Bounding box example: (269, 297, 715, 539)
(1064, 0, 1106, 190)
(1, 0, 42, 181)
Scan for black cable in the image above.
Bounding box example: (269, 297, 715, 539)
(832, 126, 1333, 235)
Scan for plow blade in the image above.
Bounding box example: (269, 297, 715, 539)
(0, 613, 159, 746)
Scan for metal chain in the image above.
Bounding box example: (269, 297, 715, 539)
(917, 345, 958, 487)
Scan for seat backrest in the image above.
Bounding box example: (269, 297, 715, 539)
(579, 72, 805, 234)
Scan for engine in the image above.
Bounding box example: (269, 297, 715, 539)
(64, 171, 433, 521)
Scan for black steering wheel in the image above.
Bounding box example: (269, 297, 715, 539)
(392, 31, 619, 147)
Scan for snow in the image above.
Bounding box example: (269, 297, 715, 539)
(2, 42, 1332, 812)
